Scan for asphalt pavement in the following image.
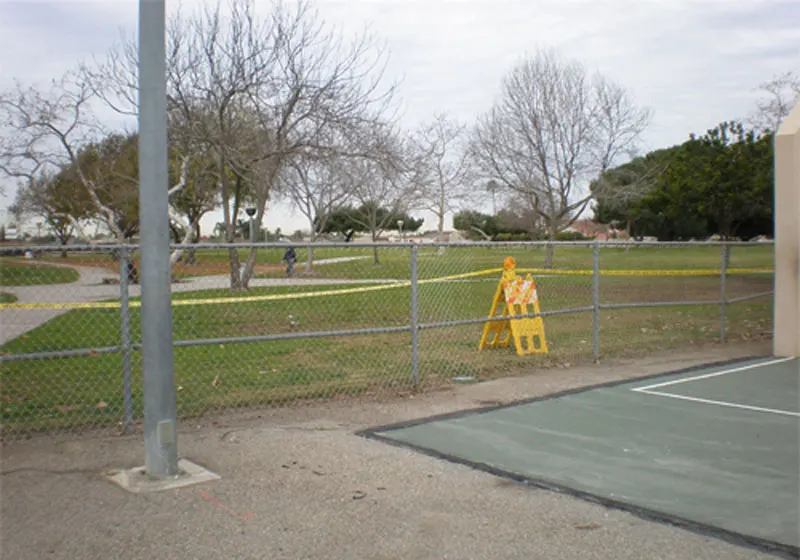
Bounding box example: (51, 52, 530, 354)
(0, 342, 782, 560)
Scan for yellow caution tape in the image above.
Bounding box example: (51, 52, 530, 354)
(0, 267, 772, 310)
(0, 301, 123, 310)
(517, 267, 774, 277)
(418, 268, 502, 285)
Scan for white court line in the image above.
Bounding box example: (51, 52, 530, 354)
(634, 390, 800, 418)
(631, 357, 795, 392)
(630, 357, 799, 418)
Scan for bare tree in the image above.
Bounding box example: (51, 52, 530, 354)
(0, 73, 132, 239)
(411, 114, 469, 253)
(750, 71, 800, 133)
(470, 50, 650, 266)
(345, 149, 412, 265)
(155, 0, 395, 289)
(282, 152, 353, 272)
(485, 179, 501, 215)
(0, 70, 194, 250)
(88, 0, 396, 288)
(86, 25, 216, 265)
(166, 113, 219, 265)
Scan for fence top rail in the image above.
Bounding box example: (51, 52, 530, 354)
(0, 240, 776, 253)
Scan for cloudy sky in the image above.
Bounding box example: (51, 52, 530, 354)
(1, 0, 798, 235)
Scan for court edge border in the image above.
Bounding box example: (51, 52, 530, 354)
(357, 355, 799, 560)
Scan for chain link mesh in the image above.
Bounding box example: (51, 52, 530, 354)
(0, 241, 775, 439)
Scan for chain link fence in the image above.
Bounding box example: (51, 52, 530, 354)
(0, 241, 774, 439)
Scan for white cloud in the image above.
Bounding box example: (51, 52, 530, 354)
(1, 0, 798, 234)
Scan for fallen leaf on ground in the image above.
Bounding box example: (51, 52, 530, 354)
(54, 404, 82, 413)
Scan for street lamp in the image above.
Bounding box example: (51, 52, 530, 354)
(397, 219, 404, 242)
(486, 180, 498, 215)
(245, 207, 256, 243)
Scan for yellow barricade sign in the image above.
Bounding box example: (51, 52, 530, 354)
(479, 257, 548, 356)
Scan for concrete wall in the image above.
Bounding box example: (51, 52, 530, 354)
(774, 101, 800, 357)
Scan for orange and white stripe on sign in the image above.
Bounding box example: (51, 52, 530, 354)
(503, 277, 538, 306)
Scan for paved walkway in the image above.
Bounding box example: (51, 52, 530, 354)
(0, 258, 394, 345)
(1, 344, 778, 560)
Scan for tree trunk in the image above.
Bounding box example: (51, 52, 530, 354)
(57, 235, 69, 258)
(372, 233, 380, 265)
(721, 232, 731, 270)
(544, 222, 556, 268)
(437, 212, 446, 256)
(625, 216, 632, 253)
(306, 245, 314, 273)
(227, 246, 243, 290)
(187, 223, 200, 265)
(225, 214, 244, 290)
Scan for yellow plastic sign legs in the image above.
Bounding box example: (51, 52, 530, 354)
(479, 257, 548, 356)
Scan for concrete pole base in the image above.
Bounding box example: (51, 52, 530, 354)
(107, 459, 220, 494)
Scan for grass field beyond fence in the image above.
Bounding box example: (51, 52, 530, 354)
(0, 261, 79, 286)
(0, 243, 774, 436)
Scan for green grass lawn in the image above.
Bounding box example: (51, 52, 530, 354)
(35, 243, 773, 281)
(253, 244, 773, 280)
(0, 260, 80, 286)
(0, 291, 18, 303)
(1, 261, 774, 434)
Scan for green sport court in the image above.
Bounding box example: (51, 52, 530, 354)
(363, 357, 799, 558)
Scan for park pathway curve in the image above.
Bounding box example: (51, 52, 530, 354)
(1, 258, 396, 345)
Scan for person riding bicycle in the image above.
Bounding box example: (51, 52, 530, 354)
(282, 246, 297, 277)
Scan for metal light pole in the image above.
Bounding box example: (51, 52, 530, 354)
(139, 0, 178, 478)
(398, 219, 404, 241)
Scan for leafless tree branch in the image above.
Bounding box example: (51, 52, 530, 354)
(469, 50, 650, 265)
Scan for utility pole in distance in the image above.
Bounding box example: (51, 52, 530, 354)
(138, 0, 178, 478)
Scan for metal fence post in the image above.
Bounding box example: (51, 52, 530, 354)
(410, 244, 420, 386)
(720, 242, 728, 343)
(592, 243, 600, 363)
(120, 247, 133, 435)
